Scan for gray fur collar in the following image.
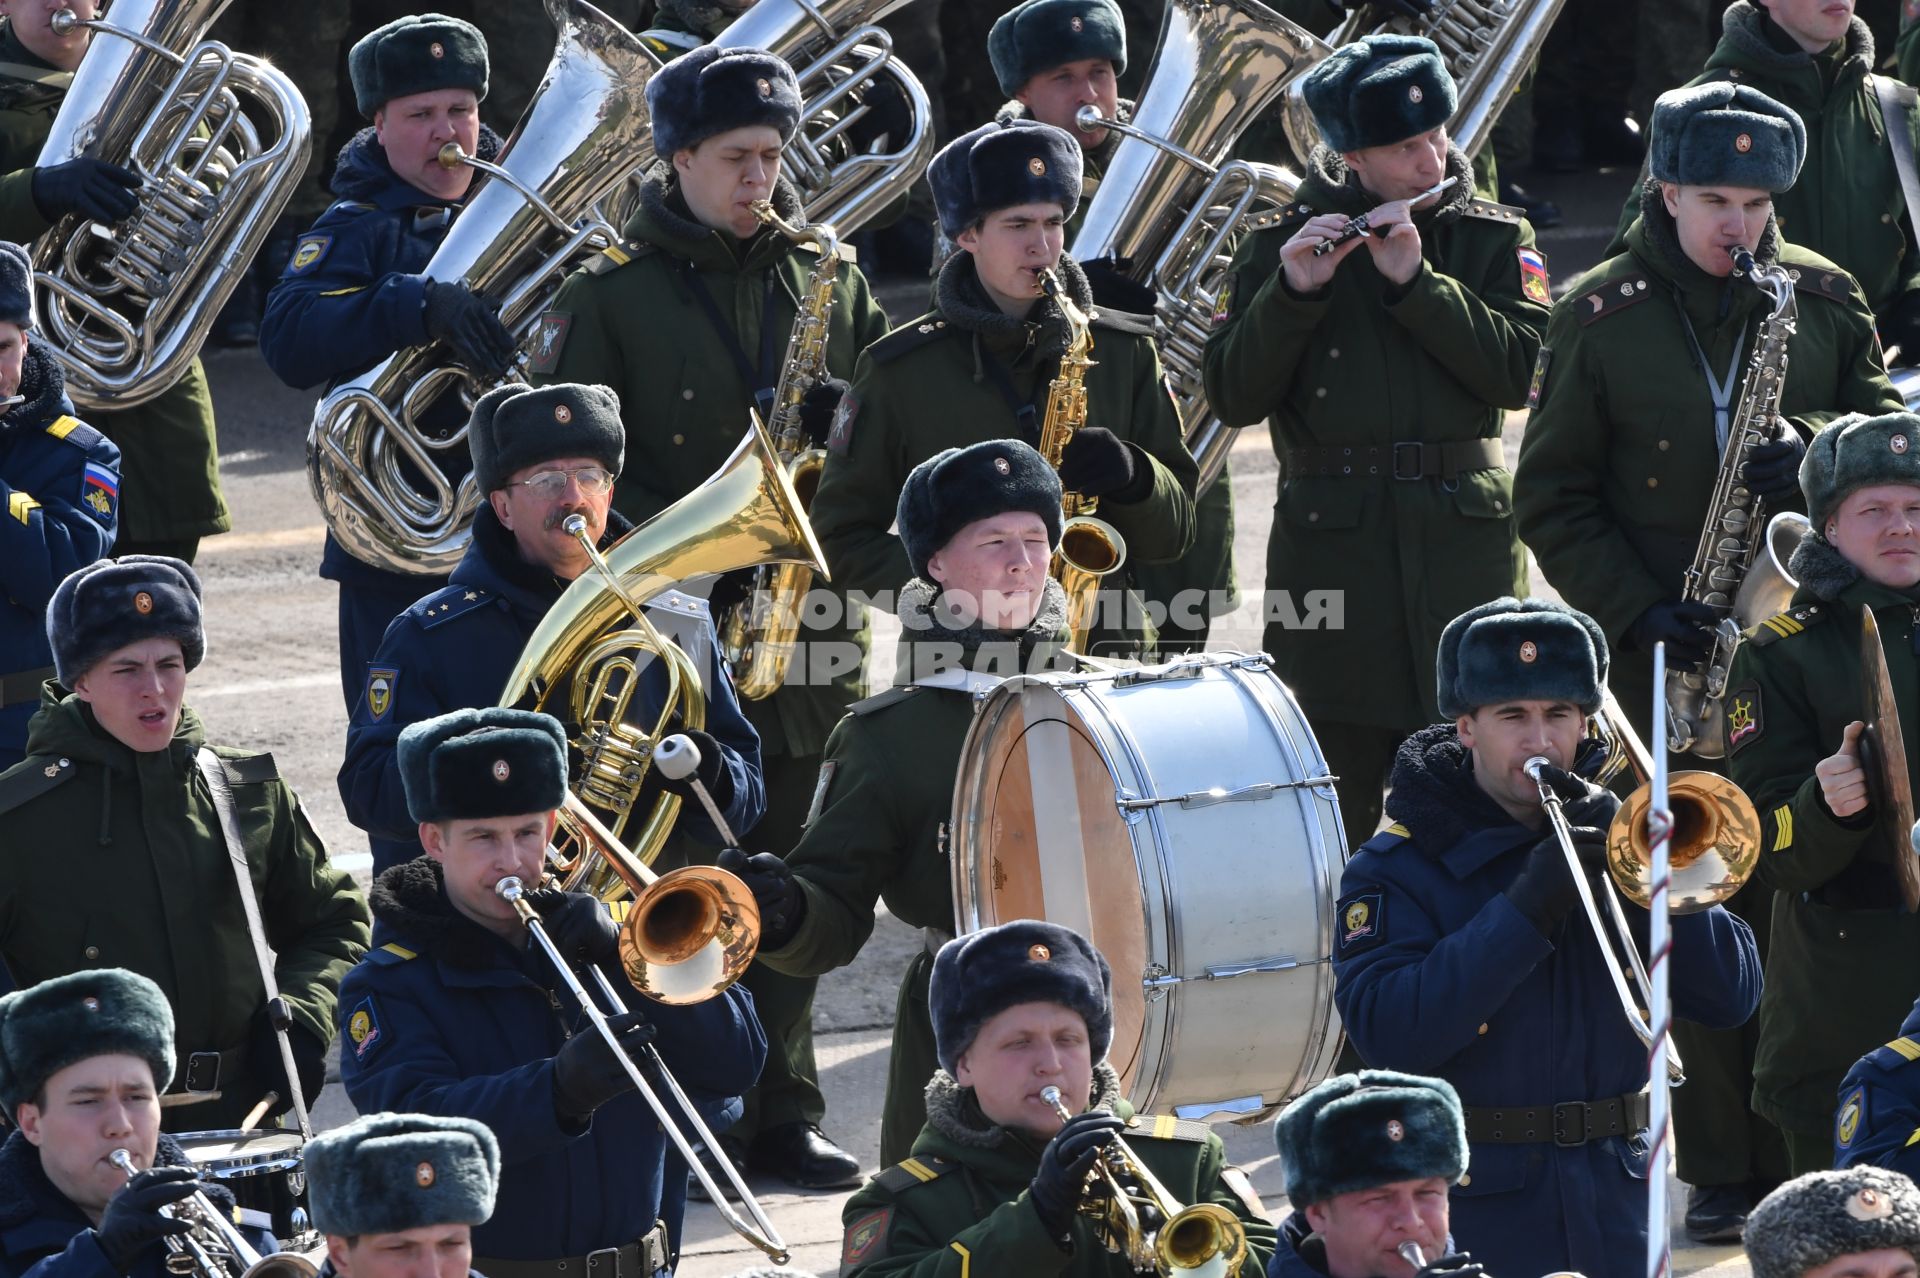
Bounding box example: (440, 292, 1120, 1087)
(1301, 143, 1474, 223)
(630, 160, 805, 252)
(923, 1062, 1125, 1149)
(894, 576, 1073, 683)
(1787, 529, 1862, 601)
(935, 251, 1093, 360)
(1718, 0, 1873, 76)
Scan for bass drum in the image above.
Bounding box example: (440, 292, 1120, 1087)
(951, 651, 1347, 1118)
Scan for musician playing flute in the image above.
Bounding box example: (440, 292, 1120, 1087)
(1331, 596, 1760, 1278)
(335, 706, 764, 1275)
(303, 1113, 497, 1278)
(1724, 411, 1920, 1178)
(837, 919, 1275, 1278)
(0, 968, 277, 1278)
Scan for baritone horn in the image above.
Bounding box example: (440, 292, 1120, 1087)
(107, 1149, 318, 1278)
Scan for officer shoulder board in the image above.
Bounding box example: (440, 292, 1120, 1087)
(1087, 306, 1155, 338)
(584, 238, 658, 277)
(866, 314, 953, 366)
(1359, 822, 1413, 855)
(1746, 603, 1826, 648)
(415, 587, 495, 630)
(848, 685, 924, 716)
(1575, 273, 1654, 326)
(43, 414, 106, 453)
(869, 1155, 959, 1195)
(1461, 198, 1526, 226)
(204, 748, 281, 786)
(1265, 200, 1316, 235)
(366, 941, 419, 967)
(1126, 1112, 1212, 1143)
(1782, 262, 1861, 307)
(0, 754, 78, 816)
(1865, 1033, 1920, 1074)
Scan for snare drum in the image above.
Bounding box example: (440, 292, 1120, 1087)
(951, 651, 1347, 1118)
(178, 1128, 306, 1194)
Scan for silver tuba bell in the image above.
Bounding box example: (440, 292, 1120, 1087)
(33, 0, 312, 409)
(1069, 0, 1329, 489)
(307, 0, 658, 577)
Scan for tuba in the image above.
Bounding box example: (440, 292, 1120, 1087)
(1069, 0, 1328, 489)
(307, 0, 658, 578)
(33, 0, 312, 409)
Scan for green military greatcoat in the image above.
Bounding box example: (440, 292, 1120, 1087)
(0, 25, 229, 551)
(1725, 533, 1920, 1152)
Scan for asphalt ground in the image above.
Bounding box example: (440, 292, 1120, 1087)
(190, 157, 1761, 1274)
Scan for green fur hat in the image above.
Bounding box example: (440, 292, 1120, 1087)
(988, 0, 1127, 99)
(1275, 1070, 1468, 1206)
(1648, 82, 1805, 192)
(0, 241, 32, 329)
(467, 381, 625, 494)
(398, 707, 568, 825)
(1745, 1167, 1920, 1278)
(646, 45, 803, 157)
(930, 921, 1112, 1076)
(1301, 34, 1456, 155)
(349, 14, 488, 118)
(46, 555, 204, 687)
(306, 1112, 500, 1237)
(1800, 411, 1920, 532)
(0, 969, 175, 1111)
(1435, 596, 1609, 719)
(928, 120, 1083, 238)
(896, 438, 1064, 581)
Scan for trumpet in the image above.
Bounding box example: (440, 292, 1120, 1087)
(495, 875, 789, 1264)
(106, 1149, 317, 1278)
(1038, 1086, 1247, 1277)
(1397, 1241, 1583, 1278)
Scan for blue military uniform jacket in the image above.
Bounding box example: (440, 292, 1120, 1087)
(1835, 992, 1920, 1176)
(1266, 1212, 1459, 1278)
(1332, 725, 1762, 1278)
(338, 857, 766, 1262)
(0, 1131, 274, 1278)
(338, 505, 764, 873)
(0, 342, 117, 763)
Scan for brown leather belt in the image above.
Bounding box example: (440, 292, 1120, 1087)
(1460, 1092, 1649, 1146)
(0, 665, 53, 707)
(475, 1224, 670, 1278)
(1285, 438, 1505, 482)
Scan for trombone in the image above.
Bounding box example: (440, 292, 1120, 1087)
(1038, 1086, 1247, 1278)
(107, 1149, 318, 1278)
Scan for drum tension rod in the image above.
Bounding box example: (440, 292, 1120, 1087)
(1116, 776, 1336, 810)
(1142, 955, 1318, 989)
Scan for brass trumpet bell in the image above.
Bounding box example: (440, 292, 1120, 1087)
(1156, 1201, 1249, 1277)
(1607, 771, 1763, 912)
(619, 865, 762, 1005)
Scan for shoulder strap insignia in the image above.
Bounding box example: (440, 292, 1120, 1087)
(585, 239, 653, 277)
(866, 314, 951, 366)
(1463, 198, 1525, 224)
(1789, 265, 1860, 306)
(1359, 823, 1413, 854)
(417, 588, 495, 629)
(1748, 603, 1825, 647)
(1577, 276, 1653, 325)
(871, 1156, 958, 1194)
(366, 941, 419, 966)
(1875, 1035, 1920, 1069)
(849, 685, 923, 716)
(44, 415, 105, 452)
(1088, 306, 1156, 338)
(209, 749, 280, 786)
(1128, 1112, 1211, 1143)
(0, 755, 76, 816)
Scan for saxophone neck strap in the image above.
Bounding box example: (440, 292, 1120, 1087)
(977, 342, 1042, 442)
(1672, 304, 1749, 453)
(678, 259, 780, 417)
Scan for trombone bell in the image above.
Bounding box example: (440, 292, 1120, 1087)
(620, 866, 761, 1004)
(1608, 773, 1763, 912)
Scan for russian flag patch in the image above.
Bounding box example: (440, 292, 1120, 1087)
(1518, 247, 1551, 305)
(80, 462, 117, 524)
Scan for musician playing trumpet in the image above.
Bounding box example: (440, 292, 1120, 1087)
(837, 920, 1275, 1277)
(334, 707, 765, 1274)
(1332, 597, 1760, 1278)
(0, 968, 276, 1278)
(303, 1113, 498, 1278)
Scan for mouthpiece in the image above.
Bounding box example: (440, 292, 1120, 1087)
(561, 514, 588, 536)
(1399, 1242, 1428, 1268)
(437, 141, 469, 170)
(1726, 244, 1758, 275)
(494, 876, 526, 902)
(49, 9, 83, 35)
(108, 1149, 137, 1176)
(1524, 755, 1552, 779)
(1074, 104, 1106, 131)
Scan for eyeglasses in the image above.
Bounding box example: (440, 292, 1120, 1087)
(513, 466, 614, 498)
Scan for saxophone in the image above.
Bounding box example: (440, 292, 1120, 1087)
(717, 200, 841, 700)
(1036, 268, 1127, 651)
(1666, 245, 1809, 756)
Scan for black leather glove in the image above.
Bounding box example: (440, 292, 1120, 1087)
(1077, 255, 1158, 314)
(93, 1166, 198, 1272)
(1881, 291, 1920, 367)
(706, 568, 757, 624)
(653, 728, 736, 812)
(1529, 759, 1618, 829)
(843, 72, 913, 153)
(1625, 599, 1718, 671)
(1028, 1111, 1127, 1241)
(1742, 430, 1808, 499)
(245, 1005, 327, 1119)
(1418, 1253, 1488, 1278)
(32, 157, 140, 223)
(717, 846, 805, 951)
(529, 888, 620, 967)
(796, 377, 850, 447)
(552, 1009, 657, 1119)
(421, 278, 517, 376)
(1059, 427, 1147, 502)
(1506, 824, 1609, 936)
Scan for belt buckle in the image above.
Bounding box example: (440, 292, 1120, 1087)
(584, 1246, 622, 1278)
(183, 1050, 222, 1093)
(1552, 1100, 1589, 1147)
(1391, 441, 1425, 481)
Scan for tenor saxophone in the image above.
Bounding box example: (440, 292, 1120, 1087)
(717, 200, 841, 700)
(1036, 268, 1127, 651)
(1666, 245, 1809, 756)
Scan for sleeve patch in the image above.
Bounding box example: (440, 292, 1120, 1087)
(80, 462, 117, 523)
(1211, 276, 1235, 326)
(1336, 890, 1386, 958)
(364, 666, 399, 722)
(1527, 345, 1552, 410)
(842, 1207, 891, 1267)
(287, 234, 333, 275)
(345, 996, 385, 1062)
(529, 312, 571, 375)
(1838, 1085, 1865, 1149)
(1726, 681, 1762, 754)
(826, 388, 859, 456)
(804, 759, 837, 827)
(1518, 246, 1551, 305)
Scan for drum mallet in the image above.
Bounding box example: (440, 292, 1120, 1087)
(656, 733, 738, 847)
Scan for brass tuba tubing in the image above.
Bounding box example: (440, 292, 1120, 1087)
(108, 1149, 318, 1278)
(494, 877, 791, 1265)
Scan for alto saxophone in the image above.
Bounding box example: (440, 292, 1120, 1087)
(1667, 245, 1807, 756)
(717, 200, 841, 700)
(1036, 268, 1127, 651)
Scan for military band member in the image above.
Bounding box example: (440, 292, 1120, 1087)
(0, 0, 228, 564)
(0, 556, 370, 1131)
(723, 440, 1077, 1167)
(337, 381, 763, 876)
(0, 968, 276, 1278)
(527, 44, 884, 1187)
(304, 1113, 498, 1278)
(1725, 411, 1920, 1177)
(837, 920, 1277, 1278)
(260, 13, 518, 715)
(1333, 597, 1762, 1278)
(0, 239, 117, 769)
(810, 120, 1197, 659)
(1268, 1072, 1478, 1278)
(1203, 34, 1547, 841)
(337, 707, 765, 1271)
(1744, 1167, 1920, 1278)
(1835, 991, 1920, 1181)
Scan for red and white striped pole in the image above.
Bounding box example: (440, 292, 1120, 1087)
(1646, 642, 1675, 1278)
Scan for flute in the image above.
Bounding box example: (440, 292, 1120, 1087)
(1312, 177, 1458, 256)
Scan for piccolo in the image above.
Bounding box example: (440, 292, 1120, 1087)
(1312, 177, 1458, 256)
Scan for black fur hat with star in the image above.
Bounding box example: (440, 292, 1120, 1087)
(397, 707, 568, 825)
(1275, 1070, 1468, 1207)
(928, 119, 1083, 239)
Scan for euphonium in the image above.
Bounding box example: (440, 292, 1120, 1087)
(33, 0, 312, 408)
(1666, 245, 1807, 757)
(718, 200, 841, 700)
(1036, 267, 1127, 652)
(1068, 0, 1328, 489)
(1039, 1087, 1248, 1278)
(308, 0, 658, 577)
(107, 1150, 319, 1278)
